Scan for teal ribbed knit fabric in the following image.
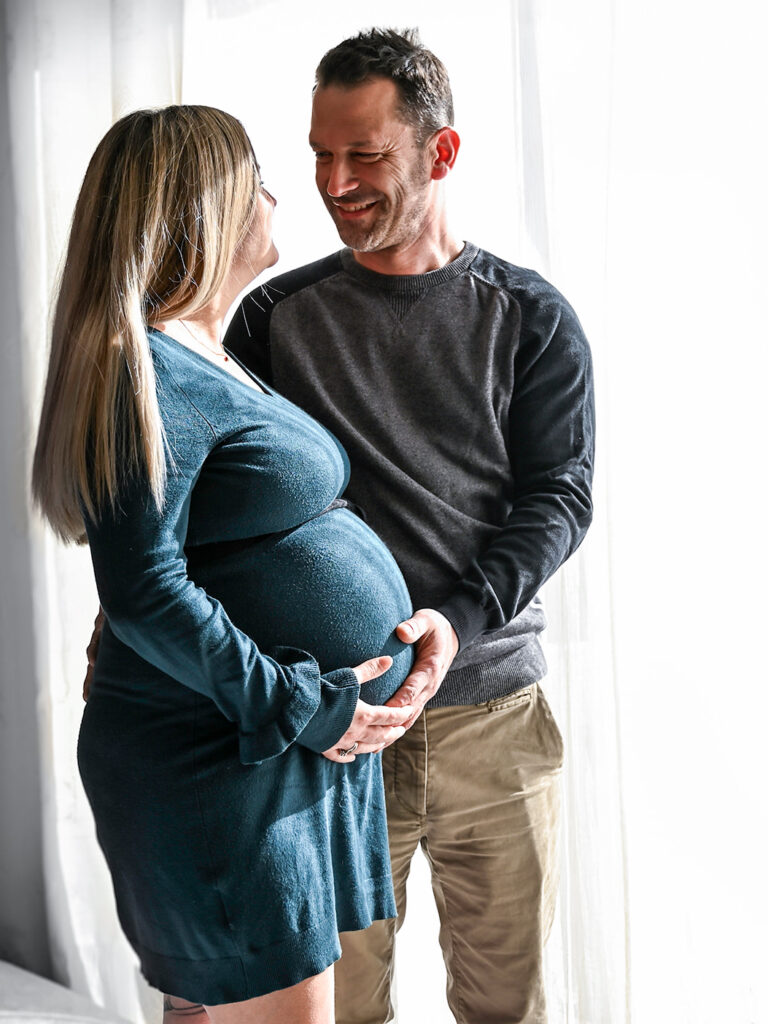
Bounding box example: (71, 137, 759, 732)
(78, 329, 413, 1003)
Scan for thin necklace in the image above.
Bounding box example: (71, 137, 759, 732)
(179, 319, 229, 361)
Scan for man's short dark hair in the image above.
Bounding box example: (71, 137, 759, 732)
(315, 28, 454, 143)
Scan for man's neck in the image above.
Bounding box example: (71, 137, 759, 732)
(352, 224, 463, 276)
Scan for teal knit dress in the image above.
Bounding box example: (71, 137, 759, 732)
(78, 330, 414, 1004)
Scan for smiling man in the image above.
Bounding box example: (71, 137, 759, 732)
(225, 28, 595, 1024)
(311, 77, 442, 264)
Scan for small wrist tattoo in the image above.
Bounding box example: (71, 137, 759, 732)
(163, 996, 206, 1016)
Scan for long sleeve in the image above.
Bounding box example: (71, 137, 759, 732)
(86, 356, 359, 764)
(437, 293, 594, 649)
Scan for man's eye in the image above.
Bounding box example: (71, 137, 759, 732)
(353, 153, 381, 162)
(313, 151, 332, 163)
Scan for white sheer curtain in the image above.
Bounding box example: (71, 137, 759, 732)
(3, 3, 185, 1020)
(1, 1, 766, 1022)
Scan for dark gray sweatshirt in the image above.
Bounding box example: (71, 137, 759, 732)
(225, 243, 594, 706)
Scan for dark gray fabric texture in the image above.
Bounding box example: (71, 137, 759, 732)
(225, 243, 594, 706)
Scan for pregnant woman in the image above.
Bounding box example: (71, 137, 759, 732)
(32, 106, 415, 1023)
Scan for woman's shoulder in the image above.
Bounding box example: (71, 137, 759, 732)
(145, 329, 222, 445)
(147, 329, 269, 447)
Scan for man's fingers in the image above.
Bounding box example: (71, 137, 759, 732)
(86, 638, 99, 668)
(396, 613, 430, 643)
(82, 666, 94, 703)
(387, 656, 441, 707)
(386, 679, 423, 707)
(391, 609, 459, 718)
(83, 606, 106, 701)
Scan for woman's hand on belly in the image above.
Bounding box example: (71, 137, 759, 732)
(321, 655, 414, 764)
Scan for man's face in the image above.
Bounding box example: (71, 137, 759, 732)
(309, 78, 434, 254)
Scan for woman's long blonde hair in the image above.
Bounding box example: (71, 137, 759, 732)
(32, 105, 260, 543)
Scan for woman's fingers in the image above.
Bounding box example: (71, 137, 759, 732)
(319, 654, 415, 763)
(344, 703, 413, 745)
(320, 698, 414, 763)
(352, 655, 393, 685)
(320, 739, 386, 764)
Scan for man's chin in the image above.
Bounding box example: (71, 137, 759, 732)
(332, 222, 382, 252)
(324, 209, 377, 250)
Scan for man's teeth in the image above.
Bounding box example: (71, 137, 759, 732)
(336, 201, 375, 211)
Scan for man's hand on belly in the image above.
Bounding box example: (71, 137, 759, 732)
(387, 610, 459, 729)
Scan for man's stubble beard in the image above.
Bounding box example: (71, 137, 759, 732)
(326, 157, 432, 255)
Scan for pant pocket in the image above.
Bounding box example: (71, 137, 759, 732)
(485, 685, 534, 713)
(533, 684, 564, 767)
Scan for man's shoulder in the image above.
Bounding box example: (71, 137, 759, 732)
(224, 250, 345, 362)
(468, 246, 586, 346)
(261, 250, 345, 304)
(466, 246, 590, 364)
(468, 246, 566, 308)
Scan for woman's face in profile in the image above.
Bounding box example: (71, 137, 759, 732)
(230, 184, 279, 293)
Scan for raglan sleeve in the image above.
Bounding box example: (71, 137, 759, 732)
(437, 285, 595, 650)
(85, 363, 359, 765)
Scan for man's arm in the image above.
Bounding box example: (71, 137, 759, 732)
(438, 293, 594, 646)
(391, 291, 594, 714)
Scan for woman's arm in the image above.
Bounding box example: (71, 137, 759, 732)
(83, 355, 362, 765)
(86, 462, 362, 764)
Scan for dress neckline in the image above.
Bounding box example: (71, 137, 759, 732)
(148, 327, 275, 398)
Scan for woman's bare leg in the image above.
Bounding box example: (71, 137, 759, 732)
(203, 966, 333, 1024)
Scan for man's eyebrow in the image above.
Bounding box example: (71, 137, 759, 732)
(309, 139, 379, 149)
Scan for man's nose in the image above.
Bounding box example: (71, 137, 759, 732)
(325, 158, 359, 198)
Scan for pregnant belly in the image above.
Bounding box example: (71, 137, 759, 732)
(186, 508, 414, 706)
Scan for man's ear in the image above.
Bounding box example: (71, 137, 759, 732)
(431, 127, 461, 180)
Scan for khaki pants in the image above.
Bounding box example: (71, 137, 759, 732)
(335, 683, 563, 1024)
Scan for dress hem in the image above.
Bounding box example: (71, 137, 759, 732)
(136, 899, 397, 1005)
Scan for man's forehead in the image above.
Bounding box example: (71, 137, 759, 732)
(309, 79, 409, 141)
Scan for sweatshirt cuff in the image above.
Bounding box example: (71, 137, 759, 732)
(296, 668, 361, 753)
(436, 592, 491, 653)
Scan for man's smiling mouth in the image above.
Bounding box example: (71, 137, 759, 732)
(333, 200, 377, 215)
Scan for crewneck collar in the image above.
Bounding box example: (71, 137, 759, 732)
(339, 243, 478, 293)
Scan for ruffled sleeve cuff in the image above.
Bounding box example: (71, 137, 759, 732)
(295, 668, 360, 754)
(236, 646, 324, 765)
(236, 648, 359, 764)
